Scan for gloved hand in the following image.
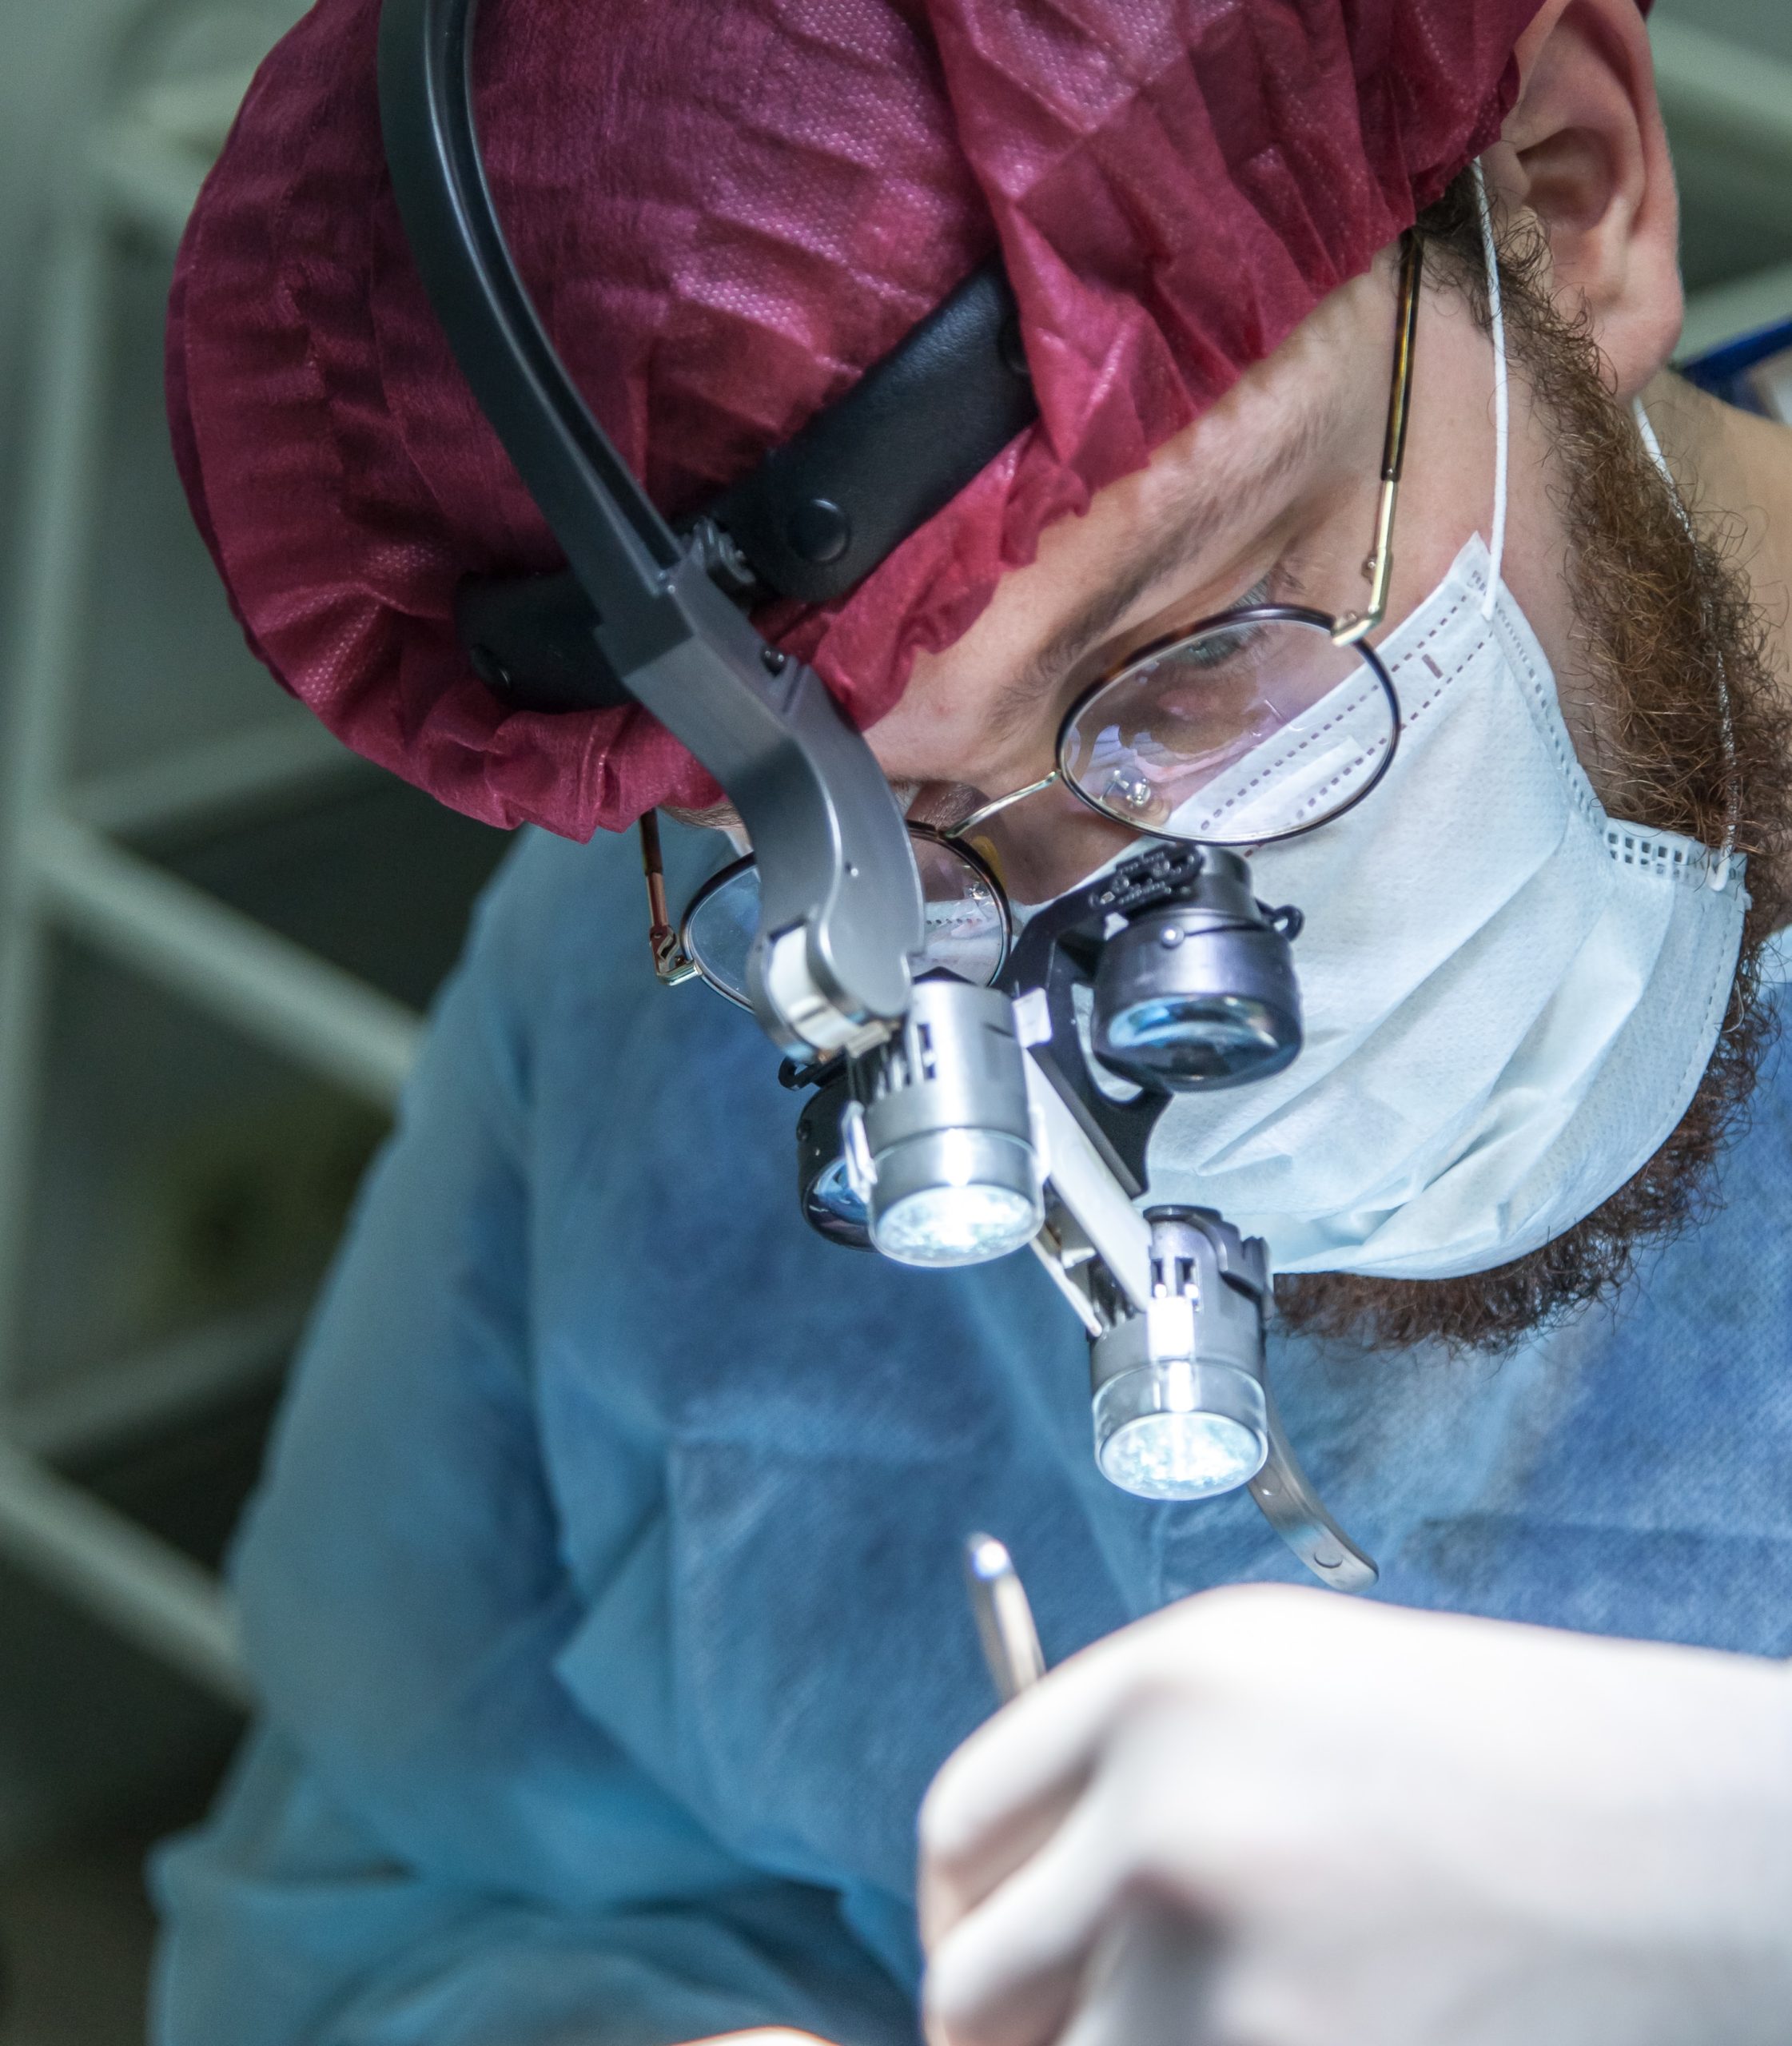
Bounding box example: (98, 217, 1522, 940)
(919, 1586, 1792, 2046)
(683, 2032, 837, 2046)
(685, 2034, 835, 2044)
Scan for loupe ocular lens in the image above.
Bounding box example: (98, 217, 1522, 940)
(681, 830, 1009, 1009)
(1089, 849, 1303, 1093)
(1057, 606, 1400, 846)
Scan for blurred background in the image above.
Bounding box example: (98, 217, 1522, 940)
(0, 0, 1782, 2039)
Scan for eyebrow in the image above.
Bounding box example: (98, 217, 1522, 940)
(989, 389, 1336, 740)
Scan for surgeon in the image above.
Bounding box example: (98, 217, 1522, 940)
(153, 0, 1792, 2040)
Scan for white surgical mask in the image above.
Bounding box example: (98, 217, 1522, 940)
(1141, 534, 1747, 1279)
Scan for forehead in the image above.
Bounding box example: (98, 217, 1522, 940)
(1122, 265, 1393, 540)
(880, 260, 1397, 733)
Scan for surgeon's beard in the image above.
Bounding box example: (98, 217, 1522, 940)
(1274, 193, 1792, 1357)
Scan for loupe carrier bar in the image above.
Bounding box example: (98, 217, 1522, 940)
(787, 844, 1378, 1588)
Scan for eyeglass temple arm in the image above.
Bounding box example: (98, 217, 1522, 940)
(941, 770, 1063, 842)
(1335, 233, 1424, 650)
(639, 810, 699, 985)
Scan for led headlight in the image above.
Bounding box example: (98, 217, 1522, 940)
(1090, 1208, 1271, 1501)
(842, 978, 1043, 1268)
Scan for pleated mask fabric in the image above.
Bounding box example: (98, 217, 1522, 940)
(1143, 539, 1746, 1279)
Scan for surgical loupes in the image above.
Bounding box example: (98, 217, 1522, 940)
(1013, 1009, 1376, 1590)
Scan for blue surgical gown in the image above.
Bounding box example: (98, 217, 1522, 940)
(150, 819, 1792, 2046)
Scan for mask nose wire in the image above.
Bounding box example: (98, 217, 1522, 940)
(1471, 161, 1511, 621)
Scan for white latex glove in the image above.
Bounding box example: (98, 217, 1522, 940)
(919, 1586, 1792, 2046)
(681, 2032, 836, 2046)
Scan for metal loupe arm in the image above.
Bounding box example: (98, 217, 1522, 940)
(1013, 992, 1376, 1591)
(1251, 1379, 1377, 1592)
(376, 0, 922, 1054)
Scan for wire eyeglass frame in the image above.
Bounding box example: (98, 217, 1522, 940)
(645, 232, 1425, 993)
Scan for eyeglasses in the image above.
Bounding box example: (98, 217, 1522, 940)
(651, 234, 1424, 1001)
(674, 822, 1009, 1010)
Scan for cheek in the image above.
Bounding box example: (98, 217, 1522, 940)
(1490, 420, 1579, 682)
(1376, 297, 1579, 689)
(974, 788, 1139, 904)
(866, 623, 1060, 793)
(863, 665, 990, 781)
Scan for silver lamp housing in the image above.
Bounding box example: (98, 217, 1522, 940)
(842, 978, 1044, 1268)
(1090, 1208, 1271, 1500)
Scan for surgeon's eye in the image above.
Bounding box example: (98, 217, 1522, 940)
(1162, 618, 1268, 672)
(1196, 579, 1275, 641)
(1139, 580, 1279, 702)
(1149, 574, 1273, 660)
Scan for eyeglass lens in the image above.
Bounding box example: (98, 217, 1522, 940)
(681, 830, 1009, 1008)
(1057, 611, 1398, 846)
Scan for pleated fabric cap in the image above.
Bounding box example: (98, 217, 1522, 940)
(169, 0, 1556, 838)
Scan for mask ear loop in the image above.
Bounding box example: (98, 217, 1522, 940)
(1633, 394, 1740, 890)
(1475, 161, 1738, 891)
(1471, 163, 1511, 622)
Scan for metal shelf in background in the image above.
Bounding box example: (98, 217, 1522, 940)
(1682, 261, 1792, 360)
(32, 816, 421, 1111)
(0, 1440, 253, 1710)
(8, 1294, 308, 1467)
(1653, 19, 1792, 195)
(68, 715, 370, 838)
(0, 70, 423, 1714)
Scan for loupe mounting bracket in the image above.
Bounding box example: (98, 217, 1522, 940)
(1002, 842, 1220, 1191)
(377, 0, 924, 1056)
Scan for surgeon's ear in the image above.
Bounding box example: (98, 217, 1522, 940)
(1479, 0, 1682, 398)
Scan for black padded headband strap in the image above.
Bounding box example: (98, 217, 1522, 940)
(708, 260, 1035, 605)
(460, 259, 1038, 714)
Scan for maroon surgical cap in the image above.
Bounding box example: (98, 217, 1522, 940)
(169, 0, 1559, 838)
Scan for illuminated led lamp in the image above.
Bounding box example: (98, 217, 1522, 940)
(842, 978, 1044, 1268)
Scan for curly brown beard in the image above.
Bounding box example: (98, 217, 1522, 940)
(1274, 178, 1792, 1357)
